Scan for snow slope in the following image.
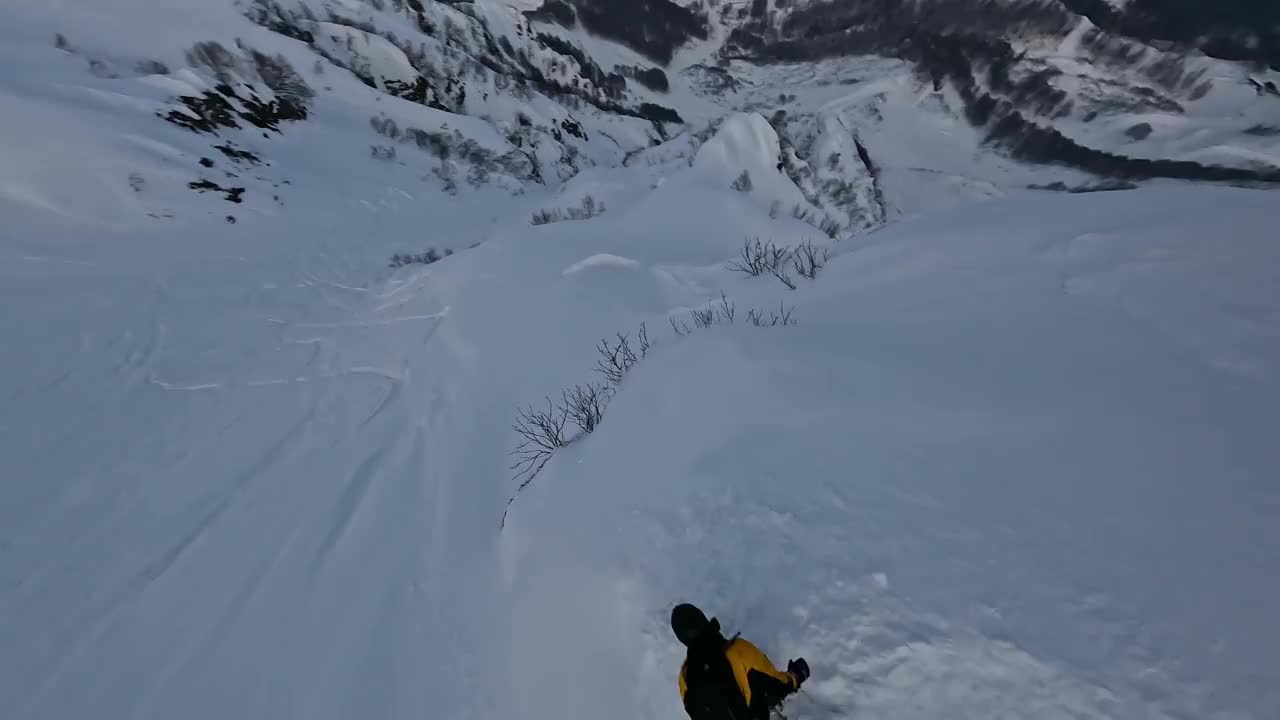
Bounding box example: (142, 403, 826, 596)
(6, 150, 1280, 720)
(3, 2, 1280, 720)
(498, 185, 1280, 720)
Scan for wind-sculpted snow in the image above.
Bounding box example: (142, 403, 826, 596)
(692, 113, 808, 209)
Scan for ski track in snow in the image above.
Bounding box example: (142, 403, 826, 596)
(0, 204, 478, 718)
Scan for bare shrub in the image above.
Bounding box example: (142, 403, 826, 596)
(747, 301, 796, 327)
(532, 208, 564, 225)
(501, 394, 573, 525)
(637, 321, 652, 357)
(404, 127, 453, 157)
(789, 204, 842, 238)
(731, 169, 753, 192)
(696, 292, 737, 325)
(531, 195, 606, 225)
(503, 320, 651, 526)
(389, 248, 450, 267)
(434, 161, 458, 194)
(690, 304, 716, 329)
(716, 292, 735, 323)
(509, 397, 570, 489)
(673, 292, 741, 335)
(672, 292, 796, 336)
(580, 194, 600, 218)
(248, 50, 314, 104)
(371, 144, 397, 161)
(772, 264, 797, 290)
(818, 215, 841, 239)
(729, 237, 790, 276)
(791, 239, 830, 279)
(186, 41, 243, 84)
(595, 324, 648, 385)
(729, 237, 767, 276)
(563, 383, 610, 434)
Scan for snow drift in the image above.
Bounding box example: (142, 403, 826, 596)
(692, 112, 808, 209)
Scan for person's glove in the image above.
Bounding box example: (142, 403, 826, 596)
(787, 658, 810, 686)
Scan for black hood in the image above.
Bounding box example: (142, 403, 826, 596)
(671, 603, 721, 647)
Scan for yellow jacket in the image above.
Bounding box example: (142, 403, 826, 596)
(678, 637, 800, 719)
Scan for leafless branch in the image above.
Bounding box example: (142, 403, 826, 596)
(772, 264, 797, 290)
(690, 304, 716, 329)
(772, 301, 795, 326)
(728, 237, 765, 276)
(728, 236, 788, 276)
(792, 240, 830, 280)
(768, 242, 790, 270)
(563, 383, 610, 435)
(510, 397, 569, 480)
(716, 292, 736, 323)
(595, 332, 639, 385)
(747, 301, 797, 327)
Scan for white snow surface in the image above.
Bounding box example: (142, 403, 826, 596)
(3, 2, 1280, 720)
(693, 112, 809, 207)
(562, 253, 642, 274)
(310, 22, 422, 92)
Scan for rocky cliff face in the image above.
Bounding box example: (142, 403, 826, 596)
(98, 0, 1280, 230)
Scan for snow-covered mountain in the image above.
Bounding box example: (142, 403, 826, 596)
(2, 2, 1279, 720)
(8, 0, 1278, 234)
(709, 0, 1280, 194)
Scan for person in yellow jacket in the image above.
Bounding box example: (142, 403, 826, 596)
(672, 603, 811, 720)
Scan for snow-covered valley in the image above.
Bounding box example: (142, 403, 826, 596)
(2, 1, 1279, 719)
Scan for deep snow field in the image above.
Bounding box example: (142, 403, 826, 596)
(3, 2, 1279, 720)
